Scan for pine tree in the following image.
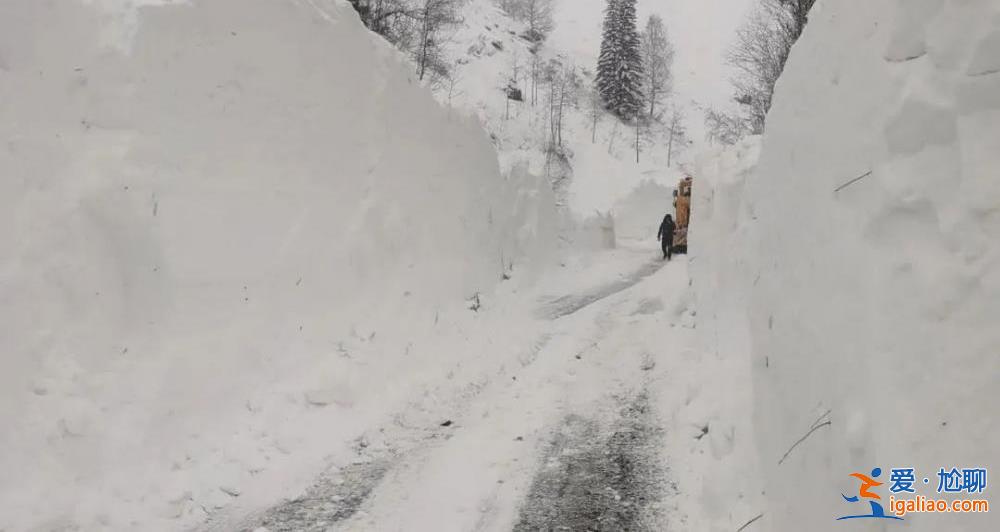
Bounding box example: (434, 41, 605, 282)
(616, 0, 643, 118)
(595, 0, 644, 119)
(596, 0, 621, 109)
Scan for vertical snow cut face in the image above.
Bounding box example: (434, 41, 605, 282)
(733, 0, 1000, 530)
(0, 0, 544, 529)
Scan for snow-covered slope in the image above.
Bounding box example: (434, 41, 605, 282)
(441, 0, 703, 224)
(695, 1, 1000, 530)
(548, 0, 753, 140)
(437, 0, 754, 239)
(0, 0, 553, 529)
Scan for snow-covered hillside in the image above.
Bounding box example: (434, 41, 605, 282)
(0, 0, 553, 529)
(433, 0, 754, 244)
(693, 0, 1000, 530)
(439, 1, 688, 224)
(548, 0, 753, 138)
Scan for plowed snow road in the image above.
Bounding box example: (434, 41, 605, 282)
(202, 248, 698, 532)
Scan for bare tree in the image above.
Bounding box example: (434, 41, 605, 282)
(413, 0, 461, 83)
(496, 0, 555, 42)
(349, 1, 417, 46)
(506, 52, 523, 120)
(495, 0, 520, 16)
(779, 0, 817, 40)
(347, 1, 463, 85)
(607, 118, 621, 155)
(704, 107, 751, 146)
(635, 117, 641, 163)
(496, 0, 554, 106)
(542, 59, 579, 150)
(558, 66, 581, 146)
(633, 115, 661, 164)
(522, 0, 555, 42)
(727, 0, 817, 134)
(445, 71, 463, 110)
(640, 14, 674, 119)
(529, 47, 542, 105)
(665, 107, 687, 167)
(588, 87, 602, 143)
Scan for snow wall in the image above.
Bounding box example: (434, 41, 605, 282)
(687, 138, 765, 530)
(694, 1, 999, 531)
(0, 0, 554, 529)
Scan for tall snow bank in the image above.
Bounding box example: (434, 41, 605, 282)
(0, 0, 551, 529)
(685, 138, 765, 530)
(735, 0, 999, 530)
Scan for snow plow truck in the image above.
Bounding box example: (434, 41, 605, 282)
(672, 176, 692, 254)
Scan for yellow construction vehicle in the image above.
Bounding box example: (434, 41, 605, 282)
(672, 176, 692, 253)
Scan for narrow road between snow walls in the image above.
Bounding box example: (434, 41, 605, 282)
(198, 242, 743, 532)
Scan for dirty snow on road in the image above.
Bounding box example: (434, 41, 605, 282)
(202, 241, 761, 532)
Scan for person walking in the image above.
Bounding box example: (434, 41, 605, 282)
(657, 213, 675, 261)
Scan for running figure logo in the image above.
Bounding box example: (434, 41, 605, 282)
(837, 468, 904, 521)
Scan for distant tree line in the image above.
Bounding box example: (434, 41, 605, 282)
(350, 0, 688, 166)
(496, 0, 555, 42)
(594, 0, 680, 163)
(705, 0, 817, 144)
(348, 0, 462, 85)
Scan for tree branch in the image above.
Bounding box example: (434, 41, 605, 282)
(737, 513, 764, 532)
(777, 409, 832, 465)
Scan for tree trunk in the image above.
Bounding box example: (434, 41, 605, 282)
(549, 86, 556, 148)
(416, 2, 432, 82)
(557, 82, 566, 147)
(667, 129, 674, 167)
(417, 23, 428, 80)
(531, 58, 538, 106)
(591, 101, 598, 144)
(635, 118, 640, 164)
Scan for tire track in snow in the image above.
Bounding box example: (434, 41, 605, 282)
(512, 393, 665, 532)
(535, 259, 666, 320)
(209, 335, 558, 532)
(237, 456, 393, 532)
(206, 257, 670, 531)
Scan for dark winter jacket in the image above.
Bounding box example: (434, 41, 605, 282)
(658, 215, 676, 242)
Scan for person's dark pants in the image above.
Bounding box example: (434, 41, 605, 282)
(661, 238, 673, 260)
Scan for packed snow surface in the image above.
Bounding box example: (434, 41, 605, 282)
(197, 240, 762, 532)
